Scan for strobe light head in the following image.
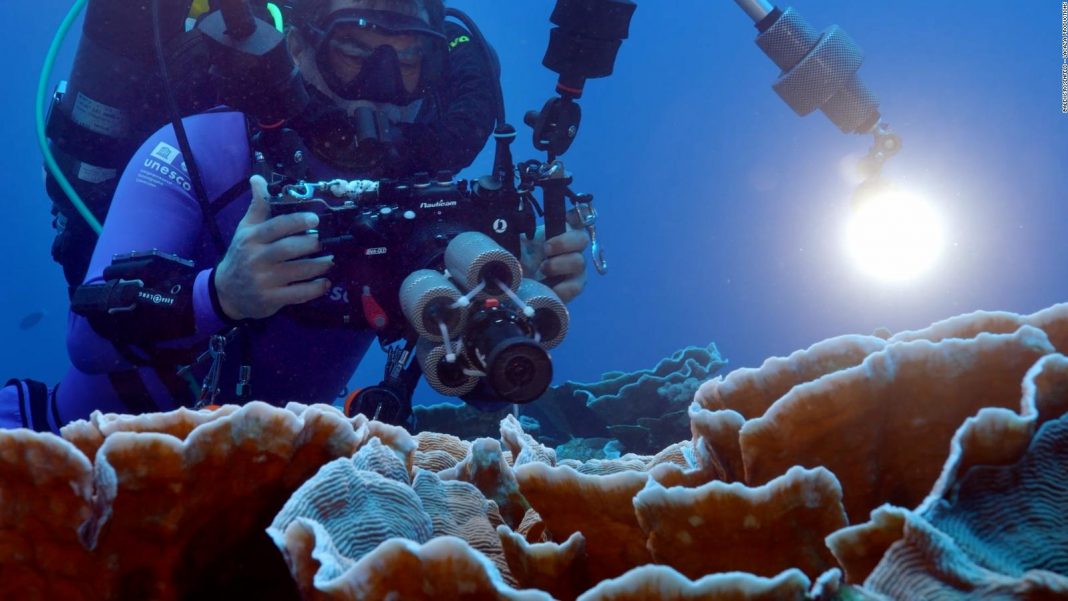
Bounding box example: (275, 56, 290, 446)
(543, 0, 636, 97)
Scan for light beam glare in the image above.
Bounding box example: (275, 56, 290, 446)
(843, 187, 946, 283)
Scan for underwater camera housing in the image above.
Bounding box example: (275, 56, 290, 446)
(268, 174, 569, 406)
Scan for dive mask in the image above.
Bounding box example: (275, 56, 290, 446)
(302, 8, 446, 104)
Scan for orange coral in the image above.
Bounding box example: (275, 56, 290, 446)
(634, 466, 847, 579)
(857, 353, 1068, 597)
(645, 441, 705, 488)
(2, 402, 367, 600)
(59, 405, 244, 461)
(516, 508, 549, 543)
(645, 441, 690, 471)
(825, 505, 907, 584)
(559, 456, 649, 476)
(8, 304, 1068, 599)
(575, 565, 814, 601)
(412, 431, 471, 472)
(514, 463, 651, 583)
(414, 430, 470, 458)
(277, 534, 552, 600)
(918, 351, 1068, 513)
(501, 414, 557, 467)
(694, 335, 886, 419)
(412, 449, 462, 472)
(740, 326, 1053, 523)
(88, 402, 363, 599)
(364, 418, 418, 477)
(438, 437, 531, 528)
(497, 526, 589, 600)
(1028, 303, 1068, 350)
(885, 304, 1068, 352)
(688, 405, 746, 484)
(0, 431, 96, 600)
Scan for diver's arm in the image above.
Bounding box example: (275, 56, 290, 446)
(66, 113, 249, 374)
(392, 21, 498, 175)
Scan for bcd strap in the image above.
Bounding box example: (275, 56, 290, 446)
(107, 371, 162, 415)
(109, 350, 200, 409)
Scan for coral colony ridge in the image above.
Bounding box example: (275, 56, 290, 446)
(2, 305, 1067, 600)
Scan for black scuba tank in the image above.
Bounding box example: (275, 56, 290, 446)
(44, 0, 217, 294)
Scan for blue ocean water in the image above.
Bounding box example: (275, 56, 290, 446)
(0, 1, 1064, 409)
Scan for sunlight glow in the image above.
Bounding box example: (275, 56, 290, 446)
(844, 187, 946, 283)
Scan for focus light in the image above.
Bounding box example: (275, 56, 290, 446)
(843, 186, 946, 283)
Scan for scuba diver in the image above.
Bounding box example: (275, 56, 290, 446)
(1, 0, 591, 433)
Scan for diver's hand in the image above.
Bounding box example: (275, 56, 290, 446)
(213, 175, 334, 320)
(520, 210, 589, 303)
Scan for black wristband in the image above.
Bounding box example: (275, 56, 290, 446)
(209, 267, 239, 324)
(83, 271, 197, 343)
(75, 250, 200, 344)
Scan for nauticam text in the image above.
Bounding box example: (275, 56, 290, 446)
(420, 200, 458, 209)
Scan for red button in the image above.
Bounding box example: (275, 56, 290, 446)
(362, 286, 389, 330)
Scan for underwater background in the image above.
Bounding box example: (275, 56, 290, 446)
(0, 0, 1064, 405)
(3, 2, 1068, 599)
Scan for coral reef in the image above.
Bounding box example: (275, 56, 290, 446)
(741, 326, 1052, 523)
(830, 352, 1068, 599)
(634, 466, 847, 580)
(414, 342, 727, 456)
(575, 566, 820, 601)
(1, 402, 365, 600)
(497, 527, 588, 600)
(437, 436, 530, 528)
(2, 305, 1068, 599)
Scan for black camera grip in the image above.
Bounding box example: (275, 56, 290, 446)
(543, 184, 568, 242)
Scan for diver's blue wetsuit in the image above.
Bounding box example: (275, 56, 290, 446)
(62, 110, 377, 424)
(1, 22, 498, 431)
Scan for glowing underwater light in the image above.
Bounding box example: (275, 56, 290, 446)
(844, 186, 946, 283)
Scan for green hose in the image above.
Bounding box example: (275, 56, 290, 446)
(36, 0, 102, 235)
(266, 2, 284, 33)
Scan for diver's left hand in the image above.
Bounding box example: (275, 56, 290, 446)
(521, 209, 589, 303)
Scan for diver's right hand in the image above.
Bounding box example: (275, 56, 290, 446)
(213, 175, 334, 321)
